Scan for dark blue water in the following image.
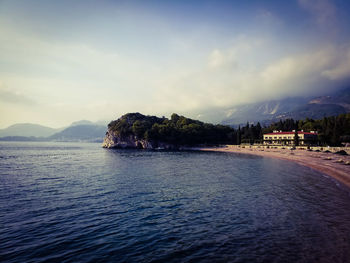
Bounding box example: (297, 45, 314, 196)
(1, 142, 350, 263)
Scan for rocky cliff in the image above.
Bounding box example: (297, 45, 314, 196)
(102, 129, 177, 149)
(102, 130, 152, 149)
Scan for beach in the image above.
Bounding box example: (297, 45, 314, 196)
(199, 145, 350, 189)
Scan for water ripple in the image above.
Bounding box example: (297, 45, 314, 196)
(1, 142, 350, 263)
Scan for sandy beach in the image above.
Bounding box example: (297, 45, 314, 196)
(198, 145, 350, 189)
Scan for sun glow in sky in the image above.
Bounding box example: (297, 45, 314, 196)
(1, 0, 350, 128)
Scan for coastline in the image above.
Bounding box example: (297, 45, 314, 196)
(197, 145, 350, 189)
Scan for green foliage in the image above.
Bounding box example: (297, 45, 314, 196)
(108, 112, 237, 146)
(131, 120, 146, 138)
(240, 122, 263, 144)
(108, 113, 165, 137)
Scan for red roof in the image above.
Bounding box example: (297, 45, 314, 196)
(264, 132, 317, 135)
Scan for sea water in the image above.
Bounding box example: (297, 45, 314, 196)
(1, 141, 350, 263)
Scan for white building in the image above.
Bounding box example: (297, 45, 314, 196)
(263, 130, 318, 146)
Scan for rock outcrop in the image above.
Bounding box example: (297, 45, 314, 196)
(102, 130, 151, 149)
(102, 129, 176, 149)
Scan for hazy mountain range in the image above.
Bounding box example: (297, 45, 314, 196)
(0, 123, 62, 138)
(49, 124, 106, 142)
(220, 87, 350, 126)
(0, 120, 107, 142)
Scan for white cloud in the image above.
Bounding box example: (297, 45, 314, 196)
(322, 48, 350, 80)
(208, 36, 260, 69)
(152, 43, 350, 116)
(208, 49, 227, 68)
(260, 47, 336, 90)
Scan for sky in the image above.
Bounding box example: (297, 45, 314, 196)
(1, 0, 350, 128)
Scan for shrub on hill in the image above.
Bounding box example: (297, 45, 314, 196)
(108, 113, 237, 146)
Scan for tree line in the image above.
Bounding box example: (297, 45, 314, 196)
(108, 112, 350, 147)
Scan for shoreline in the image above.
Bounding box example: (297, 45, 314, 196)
(197, 145, 350, 189)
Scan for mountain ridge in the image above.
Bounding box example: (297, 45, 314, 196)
(221, 87, 350, 126)
(0, 121, 106, 142)
(0, 123, 61, 137)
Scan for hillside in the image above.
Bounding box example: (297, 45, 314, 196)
(49, 124, 106, 142)
(221, 87, 350, 126)
(103, 113, 236, 148)
(0, 123, 60, 137)
(0, 121, 107, 142)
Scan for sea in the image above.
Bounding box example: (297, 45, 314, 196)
(1, 141, 350, 263)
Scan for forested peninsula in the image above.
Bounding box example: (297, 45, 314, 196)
(102, 112, 350, 149)
(102, 113, 236, 149)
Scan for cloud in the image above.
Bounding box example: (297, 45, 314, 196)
(208, 49, 229, 68)
(153, 42, 350, 117)
(260, 47, 336, 90)
(322, 47, 350, 80)
(208, 36, 261, 69)
(0, 85, 37, 105)
(298, 0, 337, 27)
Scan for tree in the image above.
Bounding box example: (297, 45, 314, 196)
(256, 122, 263, 143)
(331, 117, 340, 146)
(171, 113, 180, 123)
(237, 126, 241, 145)
(132, 120, 146, 138)
(294, 121, 299, 146)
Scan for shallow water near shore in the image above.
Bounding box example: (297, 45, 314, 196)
(1, 141, 350, 263)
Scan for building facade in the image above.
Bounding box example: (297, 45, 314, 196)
(263, 130, 318, 146)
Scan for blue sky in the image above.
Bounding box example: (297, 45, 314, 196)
(1, 0, 350, 127)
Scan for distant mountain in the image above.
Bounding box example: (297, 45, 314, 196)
(70, 119, 109, 127)
(70, 120, 95, 126)
(221, 97, 308, 126)
(0, 123, 60, 137)
(279, 103, 347, 120)
(0, 120, 107, 142)
(221, 87, 350, 126)
(49, 124, 106, 142)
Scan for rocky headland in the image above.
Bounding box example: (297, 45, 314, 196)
(102, 112, 235, 149)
